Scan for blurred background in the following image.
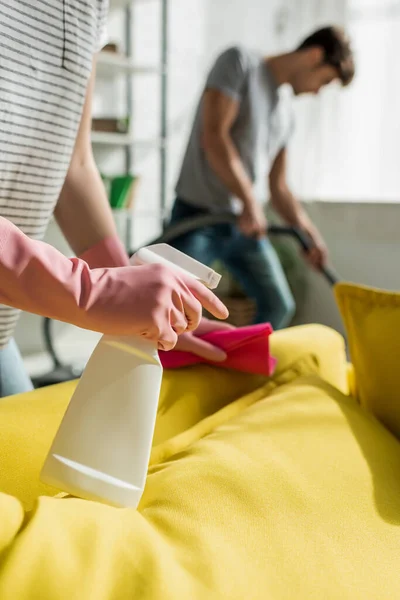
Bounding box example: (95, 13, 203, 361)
(19, 0, 400, 376)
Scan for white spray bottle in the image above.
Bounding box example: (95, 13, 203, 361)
(40, 244, 221, 508)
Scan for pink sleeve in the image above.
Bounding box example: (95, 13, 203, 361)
(79, 235, 130, 269)
(0, 217, 94, 326)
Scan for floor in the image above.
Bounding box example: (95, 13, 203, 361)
(24, 327, 102, 379)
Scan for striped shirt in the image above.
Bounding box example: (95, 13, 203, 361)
(0, 0, 109, 347)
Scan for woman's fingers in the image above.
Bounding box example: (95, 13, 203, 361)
(157, 327, 178, 351)
(181, 276, 229, 321)
(170, 307, 188, 336)
(143, 306, 179, 351)
(194, 317, 235, 336)
(180, 291, 203, 332)
(175, 332, 227, 362)
(139, 273, 229, 350)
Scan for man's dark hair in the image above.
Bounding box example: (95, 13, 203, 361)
(297, 26, 355, 86)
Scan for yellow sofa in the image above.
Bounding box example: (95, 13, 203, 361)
(0, 324, 400, 599)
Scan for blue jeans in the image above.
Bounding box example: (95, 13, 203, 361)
(169, 198, 296, 329)
(0, 339, 33, 398)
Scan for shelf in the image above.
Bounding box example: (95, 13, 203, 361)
(97, 52, 161, 76)
(91, 131, 164, 148)
(109, 0, 131, 7)
(91, 131, 132, 146)
(109, 0, 156, 8)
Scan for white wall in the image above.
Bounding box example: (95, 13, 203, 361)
(205, 0, 285, 57)
(293, 202, 400, 335)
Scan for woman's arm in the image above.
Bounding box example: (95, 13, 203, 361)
(54, 58, 129, 268)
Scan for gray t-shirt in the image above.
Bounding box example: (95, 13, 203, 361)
(175, 46, 294, 213)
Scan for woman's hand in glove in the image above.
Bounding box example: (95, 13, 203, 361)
(174, 317, 235, 361)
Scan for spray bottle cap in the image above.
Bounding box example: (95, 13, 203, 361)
(131, 243, 221, 290)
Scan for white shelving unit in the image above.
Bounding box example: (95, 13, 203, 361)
(94, 0, 169, 241)
(91, 131, 133, 146)
(91, 131, 164, 149)
(96, 51, 161, 76)
(110, 0, 154, 7)
(110, 0, 131, 7)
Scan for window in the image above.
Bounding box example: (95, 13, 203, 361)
(290, 0, 400, 202)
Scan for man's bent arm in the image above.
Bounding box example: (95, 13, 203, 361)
(202, 89, 257, 210)
(269, 148, 312, 228)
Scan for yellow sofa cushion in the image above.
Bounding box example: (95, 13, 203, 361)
(1, 357, 400, 599)
(335, 282, 400, 438)
(270, 323, 348, 394)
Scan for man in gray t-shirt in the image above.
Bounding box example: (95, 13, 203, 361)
(170, 26, 354, 329)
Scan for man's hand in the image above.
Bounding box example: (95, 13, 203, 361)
(269, 148, 328, 268)
(301, 223, 328, 270)
(238, 204, 268, 239)
(174, 317, 235, 362)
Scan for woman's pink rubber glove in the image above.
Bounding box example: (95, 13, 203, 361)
(0, 218, 228, 350)
(79, 235, 130, 269)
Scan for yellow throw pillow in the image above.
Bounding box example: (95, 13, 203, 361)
(335, 282, 400, 438)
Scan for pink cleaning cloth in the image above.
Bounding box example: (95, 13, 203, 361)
(160, 323, 276, 377)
